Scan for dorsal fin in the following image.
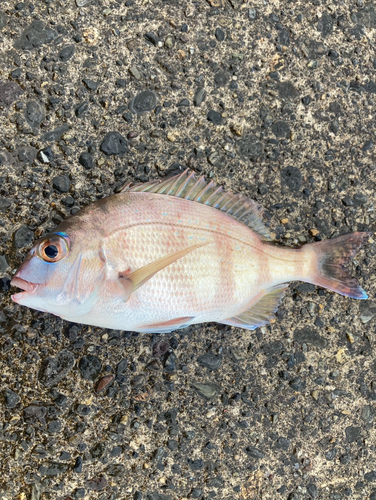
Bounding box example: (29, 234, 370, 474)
(121, 169, 272, 241)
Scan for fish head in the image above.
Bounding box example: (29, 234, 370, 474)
(11, 224, 105, 318)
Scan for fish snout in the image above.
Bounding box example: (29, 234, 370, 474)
(10, 276, 39, 302)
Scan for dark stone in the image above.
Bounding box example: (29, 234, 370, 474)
(214, 71, 229, 87)
(59, 44, 75, 61)
(207, 110, 222, 125)
(207, 477, 223, 488)
(318, 12, 333, 37)
(14, 225, 34, 249)
(192, 381, 219, 400)
(0, 278, 10, 292)
(79, 152, 94, 169)
(0, 255, 9, 273)
(278, 28, 290, 46)
(190, 489, 202, 499)
(359, 301, 376, 324)
(328, 49, 339, 59)
(74, 488, 86, 499)
(116, 79, 127, 88)
(194, 87, 206, 106)
(271, 120, 290, 138)
(52, 175, 71, 193)
(47, 420, 62, 433)
(188, 458, 204, 470)
(290, 377, 305, 391)
(146, 494, 171, 500)
(41, 124, 70, 142)
(85, 476, 108, 491)
(215, 27, 225, 41)
(276, 437, 290, 450)
(73, 456, 83, 473)
(37, 146, 54, 164)
(351, 5, 376, 29)
(0, 199, 11, 212)
(362, 141, 373, 152)
(24, 405, 47, 427)
(197, 352, 222, 370)
(364, 81, 376, 94)
(342, 196, 354, 207)
(177, 98, 190, 107)
(0, 10, 8, 29)
(245, 446, 265, 459)
(361, 405, 374, 422)
(248, 8, 257, 21)
(129, 90, 158, 114)
(345, 426, 361, 443)
(307, 483, 318, 498)
(4, 388, 21, 408)
(105, 464, 125, 477)
(353, 192, 368, 205)
(38, 462, 69, 476)
(100, 132, 128, 156)
(294, 327, 327, 348)
(25, 100, 45, 128)
(325, 448, 337, 460)
(278, 81, 298, 99)
(79, 355, 102, 381)
(75, 102, 89, 117)
(258, 184, 268, 195)
(330, 120, 339, 134)
(302, 95, 311, 105)
(0, 81, 23, 107)
(281, 166, 302, 192)
(144, 32, 159, 46)
(236, 135, 262, 161)
(134, 492, 143, 500)
(39, 349, 75, 387)
(116, 359, 127, 374)
(11, 68, 22, 80)
(287, 494, 301, 500)
(164, 353, 177, 372)
(83, 78, 99, 91)
(364, 471, 376, 482)
(14, 20, 57, 50)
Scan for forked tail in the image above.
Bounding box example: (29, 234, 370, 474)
(308, 232, 370, 299)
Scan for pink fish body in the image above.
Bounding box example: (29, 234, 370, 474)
(11, 170, 369, 333)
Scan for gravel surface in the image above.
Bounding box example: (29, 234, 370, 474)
(0, 1, 376, 499)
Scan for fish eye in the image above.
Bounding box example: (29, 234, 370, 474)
(38, 233, 69, 263)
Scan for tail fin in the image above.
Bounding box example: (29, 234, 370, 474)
(309, 232, 370, 299)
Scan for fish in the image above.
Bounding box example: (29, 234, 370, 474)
(11, 169, 370, 333)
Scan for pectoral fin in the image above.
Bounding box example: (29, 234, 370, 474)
(119, 242, 208, 299)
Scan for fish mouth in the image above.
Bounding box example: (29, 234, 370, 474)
(10, 277, 39, 302)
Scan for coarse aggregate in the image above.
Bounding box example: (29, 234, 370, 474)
(0, 0, 376, 499)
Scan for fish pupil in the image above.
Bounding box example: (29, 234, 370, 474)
(44, 245, 59, 259)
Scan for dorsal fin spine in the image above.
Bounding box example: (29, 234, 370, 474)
(121, 168, 272, 241)
(185, 176, 205, 200)
(205, 186, 223, 206)
(194, 181, 214, 202)
(166, 178, 181, 195)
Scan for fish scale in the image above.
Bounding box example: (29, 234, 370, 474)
(92, 193, 260, 330)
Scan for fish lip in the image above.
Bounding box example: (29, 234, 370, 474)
(10, 277, 39, 302)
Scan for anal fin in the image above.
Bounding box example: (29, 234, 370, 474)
(137, 316, 194, 333)
(222, 284, 288, 330)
